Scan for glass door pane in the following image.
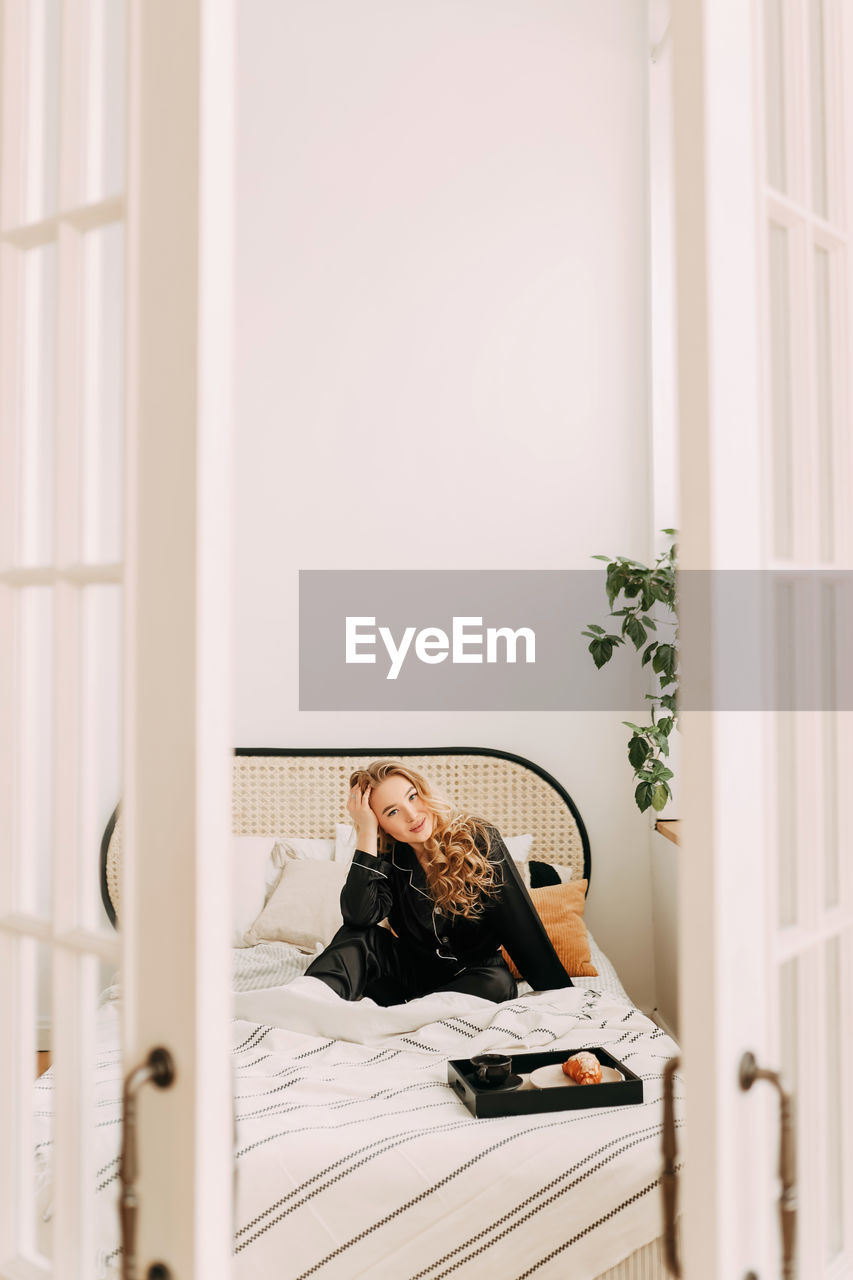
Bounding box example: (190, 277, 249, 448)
(813, 246, 834, 561)
(19, 244, 57, 568)
(763, 0, 788, 193)
(24, 0, 61, 223)
(768, 223, 794, 559)
(808, 0, 829, 218)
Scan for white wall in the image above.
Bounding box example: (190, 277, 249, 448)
(235, 0, 660, 1012)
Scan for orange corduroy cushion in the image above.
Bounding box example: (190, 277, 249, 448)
(502, 880, 598, 979)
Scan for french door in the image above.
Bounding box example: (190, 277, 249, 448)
(0, 2, 235, 1276)
(674, 0, 852, 1276)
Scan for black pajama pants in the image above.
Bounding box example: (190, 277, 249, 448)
(304, 924, 518, 1007)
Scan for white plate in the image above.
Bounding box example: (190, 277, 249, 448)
(529, 1063, 624, 1089)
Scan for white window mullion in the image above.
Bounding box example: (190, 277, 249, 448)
(824, 0, 845, 228)
(50, 949, 99, 1280)
(16, 588, 53, 919)
(0, 2, 27, 231)
(23, 1, 47, 224)
(15, 939, 38, 1261)
(830, 240, 852, 562)
(83, 0, 104, 204)
(0, 246, 23, 569)
(840, 923, 853, 1271)
(0, 933, 17, 1261)
(49, 576, 83, 1280)
(54, 224, 81, 564)
(57, 0, 87, 216)
(0, 0, 28, 1260)
(47, 0, 90, 1252)
(793, 220, 819, 561)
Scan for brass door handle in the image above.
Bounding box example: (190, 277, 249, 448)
(739, 1051, 797, 1279)
(661, 1055, 681, 1276)
(120, 1047, 176, 1280)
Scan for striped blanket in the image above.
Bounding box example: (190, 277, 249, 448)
(34, 953, 682, 1280)
(228, 980, 681, 1280)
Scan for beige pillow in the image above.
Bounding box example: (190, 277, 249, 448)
(243, 858, 347, 952)
(232, 835, 336, 946)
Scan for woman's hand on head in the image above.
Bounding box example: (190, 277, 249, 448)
(347, 784, 379, 846)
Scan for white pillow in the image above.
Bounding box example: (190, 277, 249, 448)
(333, 824, 533, 865)
(504, 834, 535, 863)
(334, 823, 358, 864)
(232, 835, 335, 946)
(242, 858, 347, 952)
(232, 836, 279, 945)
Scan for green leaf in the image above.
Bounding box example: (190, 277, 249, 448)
(591, 554, 612, 561)
(628, 736, 650, 769)
(624, 616, 647, 649)
(606, 567, 627, 607)
(660, 694, 677, 713)
(661, 528, 677, 536)
(647, 761, 674, 781)
(585, 624, 606, 634)
(640, 615, 658, 630)
(621, 721, 644, 732)
(653, 643, 676, 676)
(651, 784, 669, 812)
(635, 781, 654, 813)
(623, 581, 641, 598)
(657, 716, 674, 736)
(589, 638, 614, 669)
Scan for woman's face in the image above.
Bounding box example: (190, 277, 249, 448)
(370, 774, 434, 848)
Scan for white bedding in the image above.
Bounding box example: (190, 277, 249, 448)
(231, 930, 632, 1004)
(35, 941, 682, 1280)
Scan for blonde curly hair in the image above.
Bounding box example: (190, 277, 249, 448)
(348, 760, 499, 920)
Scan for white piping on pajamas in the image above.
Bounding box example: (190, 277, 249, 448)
(390, 847, 433, 901)
(350, 859, 387, 878)
(390, 846, 459, 962)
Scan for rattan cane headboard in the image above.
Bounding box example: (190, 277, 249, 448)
(100, 746, 591, 927)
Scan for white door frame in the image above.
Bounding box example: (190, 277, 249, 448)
(0, 1, 235, 1275)
(123, 1, 235, 1274)
(673, 0, 853, 1276)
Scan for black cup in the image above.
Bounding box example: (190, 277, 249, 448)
(470, 1053, 512, 1088)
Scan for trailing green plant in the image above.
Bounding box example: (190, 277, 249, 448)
(582, 531, 678, 814)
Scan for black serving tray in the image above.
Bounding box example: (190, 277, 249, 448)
(447, 1047, 643, 1118)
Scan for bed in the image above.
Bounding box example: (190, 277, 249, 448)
(39, 747, 683, 1279)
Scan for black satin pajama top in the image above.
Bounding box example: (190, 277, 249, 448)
(340, 825, 573, 991)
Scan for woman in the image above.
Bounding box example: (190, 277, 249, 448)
(305, 759, 573, 1005)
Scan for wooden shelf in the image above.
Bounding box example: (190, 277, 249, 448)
(654, 819, 681, 846)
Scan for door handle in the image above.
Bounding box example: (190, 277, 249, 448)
(120, 1047, 176, 1280)
(738, 1051, 797, 1279)
(661, 1055, 681, 1276)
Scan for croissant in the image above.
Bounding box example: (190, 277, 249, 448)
(562, 1051, 602, 1085)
